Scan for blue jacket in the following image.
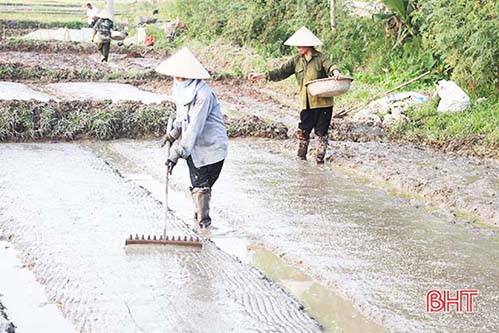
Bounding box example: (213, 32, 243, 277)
(171, 80, 228, 168)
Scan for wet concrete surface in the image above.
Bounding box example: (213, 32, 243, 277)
(43, 82, 173, 104)
(0, 82, 56, 101)
(92, 138, 499, 333)
(0, 143, 322, 333)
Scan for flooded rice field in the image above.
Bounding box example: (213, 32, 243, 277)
(86, 138, 499, 332)
(0, 81, 171, 104)
(0, 36, 498, 332)
(0, 82, 56, 101)
(0, 143, 322, 333)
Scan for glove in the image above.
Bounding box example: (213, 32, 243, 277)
(166, 148, 181, 174)
(166, 159, 176, 175)
(160, 126, 181, 147)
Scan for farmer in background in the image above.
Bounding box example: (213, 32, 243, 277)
(91, 10, 113, 62)
(248, 27, 343, 164)
(86, 3, 98, 27)
(156, 48, 228, 229)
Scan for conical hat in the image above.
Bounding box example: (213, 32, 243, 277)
(284, 26, 323, 46)
(97, 9, 111, 19)
(155, 47, 210, 79)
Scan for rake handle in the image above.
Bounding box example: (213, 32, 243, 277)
(163, 117, 173, 238)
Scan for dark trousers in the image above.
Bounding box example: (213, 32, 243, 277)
(98, 41, 110, 61)
(298, 106, 333, 137)
(187, 157, 224, 188)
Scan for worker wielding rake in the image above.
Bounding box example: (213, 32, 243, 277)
(156, 48, 228, 229)
(249, 27, 343, 164)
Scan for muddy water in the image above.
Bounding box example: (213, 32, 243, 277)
(23, 28, 95, 43)
(0, 143, 321, 333)
(0, 241, 76, 333)
(45, 82, 173, 104)
(93, 138, 499, 333)
(0, 81, 57, 101)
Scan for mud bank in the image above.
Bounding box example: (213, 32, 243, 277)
(327, 140, 499, 227)
(0, 99, 174, 140)
(0, 99, 287, 141)
(0, 61, 159, 82)
(0, 143, 322, 333)
(390, 133, 499, 159)
(0, 39, 168, 57)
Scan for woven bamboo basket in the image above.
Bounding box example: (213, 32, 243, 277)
(110, 31, 127, 41)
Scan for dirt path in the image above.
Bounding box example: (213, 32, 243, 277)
(0, 143, 322, 333)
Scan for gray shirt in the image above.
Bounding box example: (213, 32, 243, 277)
(172, 80, 228, 168)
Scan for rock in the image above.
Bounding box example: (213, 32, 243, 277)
(383, 113, 409, 127)
(390, 101, 409, 116)
(352, 107, 378, 122)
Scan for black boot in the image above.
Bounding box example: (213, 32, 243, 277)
(316, 135, 328, 164)
(297, 129, 310, 160)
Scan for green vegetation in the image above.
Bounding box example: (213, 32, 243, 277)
(0, 100, 288, 141)
(0, 100, 175, 141)
(392, 96, 499, 147)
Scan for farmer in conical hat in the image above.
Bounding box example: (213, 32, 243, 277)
(156, 47, 228, 229)
(91, 9, 114, 62)
(249, 27, 343, 163)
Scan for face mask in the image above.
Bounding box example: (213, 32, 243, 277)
(172, 79, 197, 106)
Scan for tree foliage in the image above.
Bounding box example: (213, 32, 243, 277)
(419, 0, 499, 96)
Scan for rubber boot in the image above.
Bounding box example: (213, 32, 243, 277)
(316, 135, 328, 164)
(191, 187, 212, 228)
(297, 129, 310, 160)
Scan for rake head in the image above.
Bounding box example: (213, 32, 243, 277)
(125, 234, 202, 247)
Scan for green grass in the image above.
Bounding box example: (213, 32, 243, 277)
(391, 97, 499, 147)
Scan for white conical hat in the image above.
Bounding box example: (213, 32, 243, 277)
(97, 9, 111, 19)
(155, 47, 210, 79)
(284, 26, 323, 46)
